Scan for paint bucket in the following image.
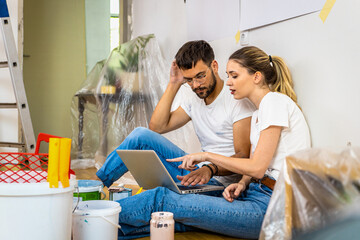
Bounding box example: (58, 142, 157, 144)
(0, 179, 76, 240)
(72, 200, 122, 240)
(73, 180, 105, 201)
(109, 183, 132, 201)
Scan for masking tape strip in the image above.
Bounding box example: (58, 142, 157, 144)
(319, 0, 337, 23)
(235, 30, 241, 44)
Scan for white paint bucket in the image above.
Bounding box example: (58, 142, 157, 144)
(0, 179, 76, 240)
(72, 200, 122, 240)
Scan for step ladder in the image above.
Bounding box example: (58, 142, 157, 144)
(0, 0, 35, 152)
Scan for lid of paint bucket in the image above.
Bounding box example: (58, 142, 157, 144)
(73, 200, 122, 216)
(77, 180, 103, 193)
(151, 212, 174, 220)
(0, 179, 77, 196)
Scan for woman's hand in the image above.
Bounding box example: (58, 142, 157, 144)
(222, 182, 246, 202)
(167, 152, 208, 171)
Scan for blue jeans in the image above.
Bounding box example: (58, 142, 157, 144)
(117, 183, 272, 239)
(97, 127, 272, 238)
(97, 127, 192, 187)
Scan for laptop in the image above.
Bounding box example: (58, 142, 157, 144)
(116, 150, 224, 194)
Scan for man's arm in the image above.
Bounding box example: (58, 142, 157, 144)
(149, 61, 191, 134)
(176, 117, 252, 186)
(211, 117, 252, 176)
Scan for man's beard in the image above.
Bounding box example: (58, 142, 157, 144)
(193, 70, 217, 99)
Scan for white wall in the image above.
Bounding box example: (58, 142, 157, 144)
(132, 0, 188, 63)
(0, 0, 19, 152)
(132, 0, 202, 153)
(131, 0, 360, 152)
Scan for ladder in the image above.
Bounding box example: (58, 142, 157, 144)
(0, 0, 35, 152)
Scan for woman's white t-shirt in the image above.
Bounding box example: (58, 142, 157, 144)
(250, 92, 311, 180)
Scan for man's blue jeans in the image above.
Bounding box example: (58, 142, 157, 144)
(96, 127, 192, 187)
(117, 183, 272, 239)
(96, 127, 272, 239)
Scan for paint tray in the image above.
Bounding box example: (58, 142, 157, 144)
(0, 133, 74, 183)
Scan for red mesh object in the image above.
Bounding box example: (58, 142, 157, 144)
(0, 133, 75, 183)
(0, 152, 48, 183)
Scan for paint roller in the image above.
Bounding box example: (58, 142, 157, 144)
(47, 137, 72, 188)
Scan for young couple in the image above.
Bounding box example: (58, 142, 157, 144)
(96, 40, 311, 239)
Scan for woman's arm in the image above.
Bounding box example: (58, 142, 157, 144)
(168, 126, 282, 179)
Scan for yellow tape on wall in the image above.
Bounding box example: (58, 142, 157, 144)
(235, 30, 241, 44)
(319, 0, 337, 23)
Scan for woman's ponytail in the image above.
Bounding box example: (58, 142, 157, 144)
(271, 56, 297, 104)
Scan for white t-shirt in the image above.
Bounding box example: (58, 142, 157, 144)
(250, 92, 311, 180)
(181, 84, 255, 185)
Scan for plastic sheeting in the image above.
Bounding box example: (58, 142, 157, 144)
(260, 147, 360, 240)
(70, 34, 194, 169)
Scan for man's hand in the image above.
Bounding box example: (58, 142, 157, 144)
(176, 167, 212, 186)
(167, 152, 207, 171)
(222, 182, 246, 202)
(170, 60, 184, 84)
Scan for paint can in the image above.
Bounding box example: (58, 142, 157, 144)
(109, 183, 132, 201)
(72, 200, 122, 240)
(150, 212, 174, 240)
(73, 180, 105, 202)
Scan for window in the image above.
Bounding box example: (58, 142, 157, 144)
(110, 0, 120, 50)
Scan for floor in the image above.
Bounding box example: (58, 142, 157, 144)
(75, 167, 243, 240)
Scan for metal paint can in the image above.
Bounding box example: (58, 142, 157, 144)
(109, 183, 132, 201)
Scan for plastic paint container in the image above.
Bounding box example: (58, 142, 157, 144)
(0, 179, 76, 240)
(73, 180, 105, 201)
(150, 212, 175, 240)
(72, 200, 122, 240)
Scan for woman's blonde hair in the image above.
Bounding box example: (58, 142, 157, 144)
(229, 46, 298, 104)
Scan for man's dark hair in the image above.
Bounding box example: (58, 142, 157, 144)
(175, 40, 215, 70)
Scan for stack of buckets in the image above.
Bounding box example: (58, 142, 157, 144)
(72, 180, 122, 240)
(0, 135, 77, 240)
(0, 177, 122, 240)
(0, 133, 122, 240)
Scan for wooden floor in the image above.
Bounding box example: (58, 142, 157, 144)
(75, 168, 243, 240)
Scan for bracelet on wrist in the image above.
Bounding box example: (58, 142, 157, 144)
(210, 163, 219, 176)
(202, 164, 214, 178)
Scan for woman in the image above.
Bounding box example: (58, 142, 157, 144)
(116, 46, 311, 239)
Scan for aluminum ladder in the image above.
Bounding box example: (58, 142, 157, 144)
(0, 0, 35, 152)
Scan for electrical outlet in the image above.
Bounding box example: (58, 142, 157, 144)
(240, 31, 249, 45)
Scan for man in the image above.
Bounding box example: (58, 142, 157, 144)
(96, 40, 255, 188)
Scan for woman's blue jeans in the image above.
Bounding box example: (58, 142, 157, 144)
(96, 127, 272, 239)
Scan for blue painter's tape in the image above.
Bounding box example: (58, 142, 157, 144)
(0, 0, 9, 18)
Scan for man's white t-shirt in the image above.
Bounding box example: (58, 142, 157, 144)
(250, 92, 311, 180)
(181, 84, 255, 185)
